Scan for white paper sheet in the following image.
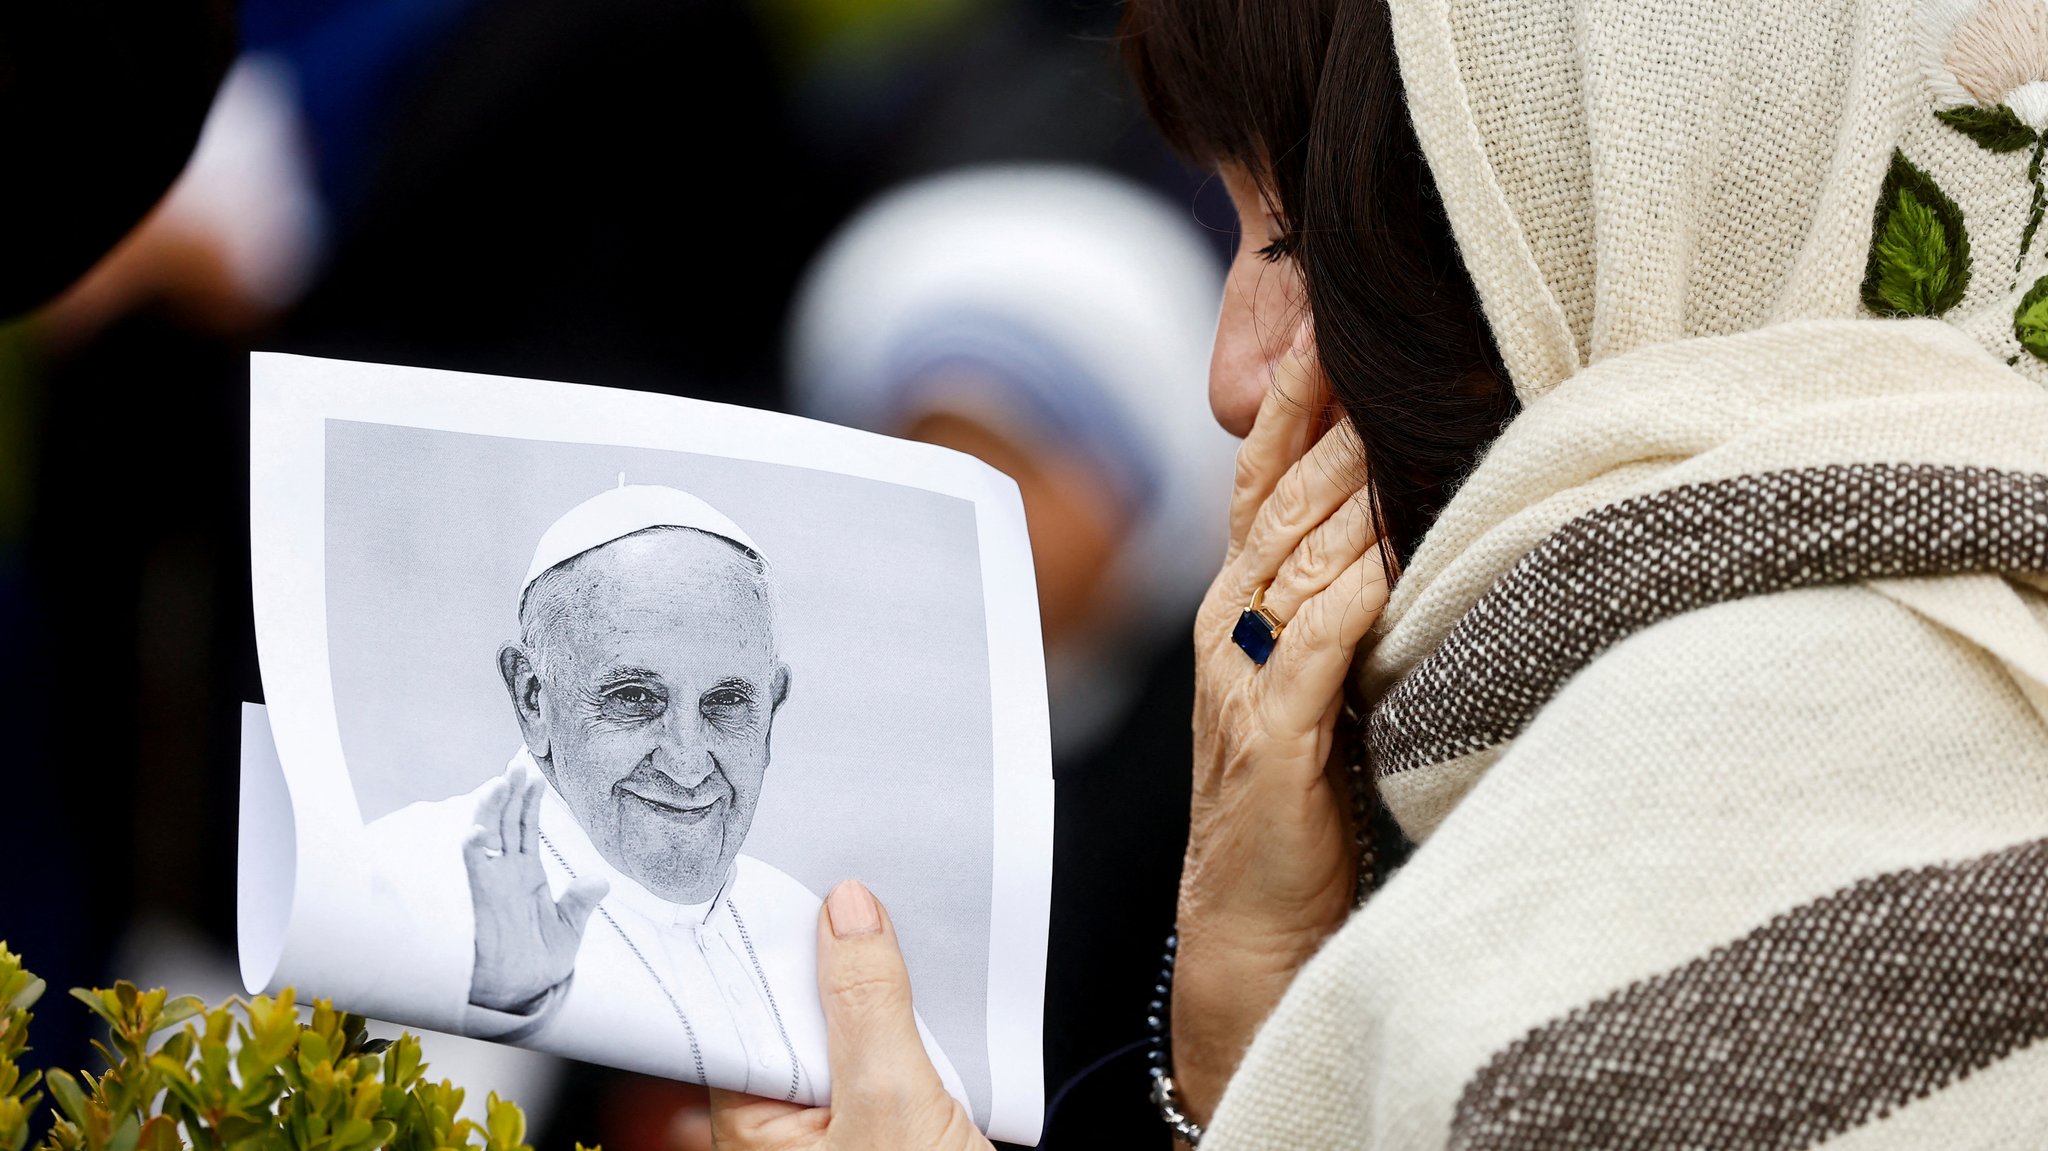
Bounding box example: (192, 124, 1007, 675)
(241, 352, 1053, 1144)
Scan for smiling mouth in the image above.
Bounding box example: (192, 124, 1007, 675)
(616, 785, 724, 820)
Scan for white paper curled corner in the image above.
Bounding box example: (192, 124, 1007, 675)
(237, 702, 296, 994)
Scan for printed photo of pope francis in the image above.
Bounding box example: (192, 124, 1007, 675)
(361, 481, 966, 1106)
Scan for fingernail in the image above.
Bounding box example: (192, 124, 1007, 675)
(826, 880, 881, 938)
(1291, 317, 1315, 356)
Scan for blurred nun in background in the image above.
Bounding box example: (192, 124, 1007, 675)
(789, 164, 1235, 1145)
(791, 164, 1231, 757)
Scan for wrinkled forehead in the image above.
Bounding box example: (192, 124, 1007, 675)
(522, 529, 778, 663)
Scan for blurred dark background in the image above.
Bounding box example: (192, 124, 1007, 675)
(2, 0, 1233, 1147)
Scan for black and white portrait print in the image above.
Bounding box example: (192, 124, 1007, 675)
(241, 355, 1051, 1144)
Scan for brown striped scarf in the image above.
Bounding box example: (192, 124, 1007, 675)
(1203, 0, 2048, 1147)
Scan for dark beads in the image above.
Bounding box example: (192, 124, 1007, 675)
(1146, 926, 1204, 1146)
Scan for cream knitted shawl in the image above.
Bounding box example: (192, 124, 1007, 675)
(1204, 0, 2048, 1147)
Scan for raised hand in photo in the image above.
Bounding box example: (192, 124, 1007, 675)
(463, 761, 609, 1013)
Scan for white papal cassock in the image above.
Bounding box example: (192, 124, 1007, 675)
(361, 748, 967, 1107)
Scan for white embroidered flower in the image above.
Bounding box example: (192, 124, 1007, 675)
(1924, 0, 2048, 128)
(1904, 0, 2048, 359)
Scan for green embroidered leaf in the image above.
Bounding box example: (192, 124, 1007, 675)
(2013, 275, 2048, 361)
(1862, 150, 1972, 317)
(1936, 104, 2039, 152)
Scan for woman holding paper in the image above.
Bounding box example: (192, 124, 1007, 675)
(714, 0, 2048, 1146)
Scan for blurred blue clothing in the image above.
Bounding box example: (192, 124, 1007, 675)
(241, 0, 483, 216)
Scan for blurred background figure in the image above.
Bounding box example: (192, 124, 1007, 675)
(1, 0, 232, 1069)
(0, 0, 234, 319)
(2, 0, 1229, 1147)
(276, 0, 824, 402)
(792, 165, 1229, 757)
(37, 56, 327, 349)
(791, 164, 1233, 1147)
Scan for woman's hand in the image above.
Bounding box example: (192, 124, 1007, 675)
(708, 881, 990, 1151)
(1173, 331, 1391, 1123)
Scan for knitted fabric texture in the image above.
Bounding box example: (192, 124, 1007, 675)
(1202, 0, 2048, 1147)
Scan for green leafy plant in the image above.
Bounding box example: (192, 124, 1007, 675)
(1862, 149, 1972, 318)
(2013, 275, 2048, 363)
(1938, 101, 2048, 292)
(0, 944, 587, 1151)
(0, 944, 47, 1151)
(1937, 104, 2039, 154)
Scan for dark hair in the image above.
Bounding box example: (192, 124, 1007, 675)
(1121, 0, 1515, 560)
(1119, 0, 1337, 257)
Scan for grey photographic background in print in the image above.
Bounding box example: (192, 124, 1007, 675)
(322, 418, 995, 1122)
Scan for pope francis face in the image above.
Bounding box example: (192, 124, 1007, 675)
(499, 527, 790, 904)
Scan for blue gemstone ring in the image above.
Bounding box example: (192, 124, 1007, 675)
(1231, 583, 1285, 665)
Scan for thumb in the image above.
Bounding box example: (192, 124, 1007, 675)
(556, 875, 609, 935)
(816, 881, 945, 1109)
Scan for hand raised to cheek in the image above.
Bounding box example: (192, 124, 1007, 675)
(1175, 324, 1391, 1125)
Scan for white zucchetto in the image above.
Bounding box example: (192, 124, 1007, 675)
(523, 480, 760, 595)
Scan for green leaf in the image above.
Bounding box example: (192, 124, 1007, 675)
(153, 1066, 208, 1119)
(1937, 103, 2039, 152)
(46, 1071, 89, 1127)
(70, 989, 120, 1030)
(2014, 275, 2048, 361)
(1862, 149, 1973, 317)
(158, 996, 205, 1033)
(299, 1032, 332, 1068)
(156, 1031, 195, 1069)
(8, 978, 44, 1015)
(107, 1114, 142, 1151)
(0, 1097, 28, 1151)
(243, 994, 300, 1068)
(484, 1094, 523, 1151)
(136, 1116, 183, 1151)
(389, 1037, 422, 1089)
(216, 1114, 268, 1144)
(182, 1120, 218, 1151)
(329, 1117, 375, 1151)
